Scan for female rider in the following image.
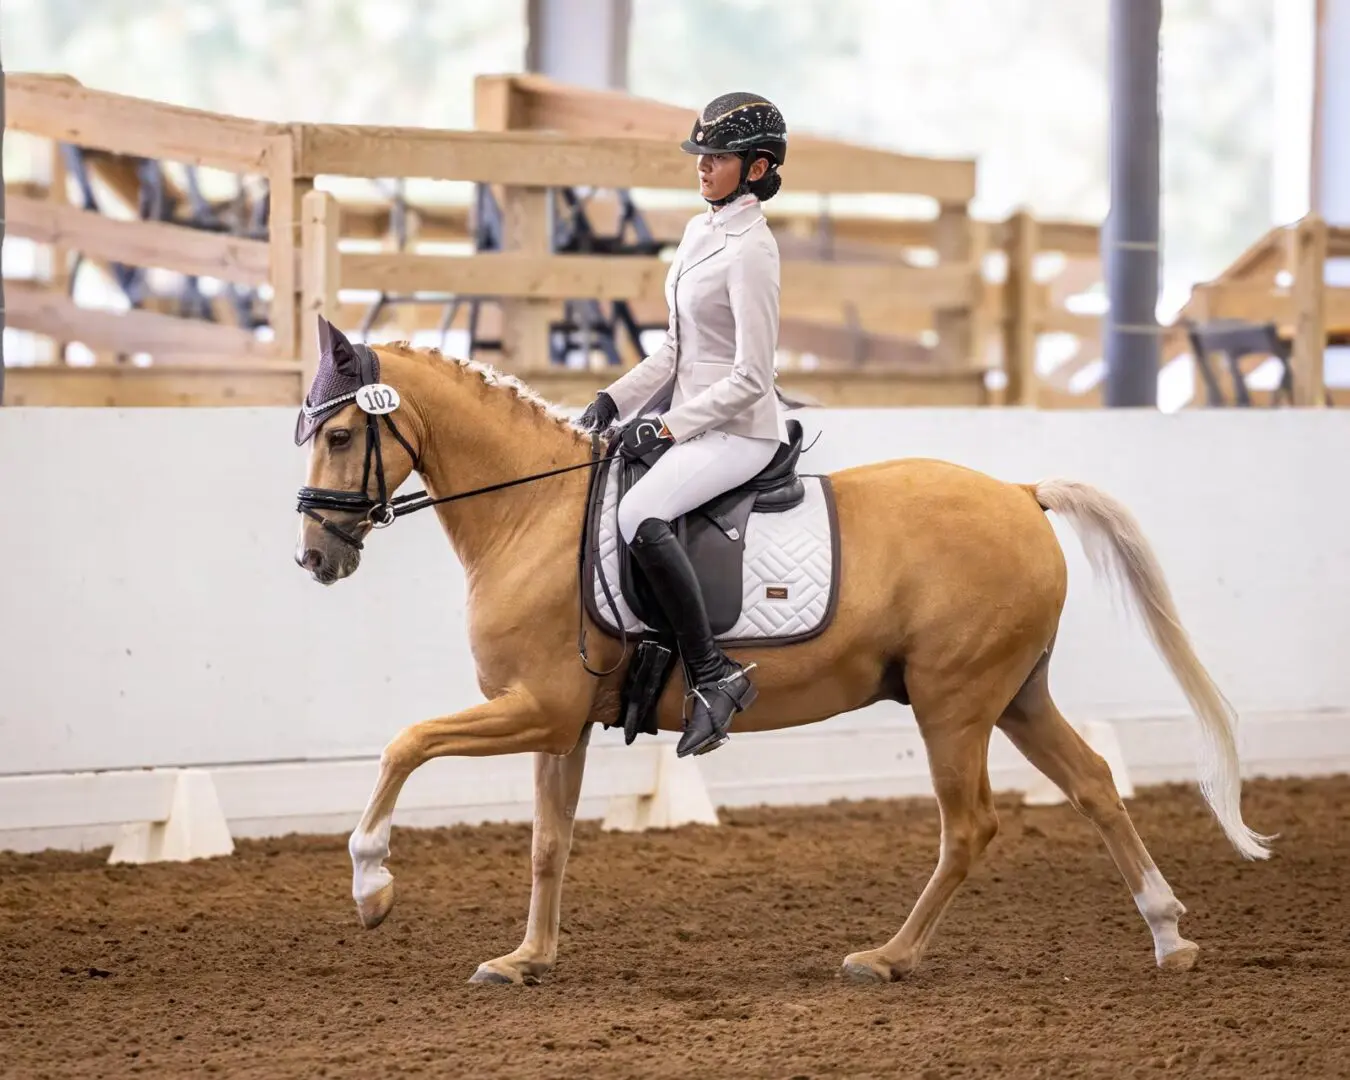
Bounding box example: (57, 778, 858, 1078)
(577, 92, 790, 758)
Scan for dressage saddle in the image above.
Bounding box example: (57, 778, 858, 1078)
(614, 417, 806, 634)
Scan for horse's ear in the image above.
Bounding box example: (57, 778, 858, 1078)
(316, 315, 361, 378)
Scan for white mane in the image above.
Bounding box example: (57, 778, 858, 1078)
(377, 341, 586, 436)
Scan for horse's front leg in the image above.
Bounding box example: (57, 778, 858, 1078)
(347, 686, 583, 930)
(470, 723, 593, 985)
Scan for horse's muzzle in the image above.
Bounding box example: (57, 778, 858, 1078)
(296, 545, 344, 585)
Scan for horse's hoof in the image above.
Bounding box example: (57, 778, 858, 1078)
(1158, 940, 1200, 971)
(354, 880, 395, 930)
(468, 965, 517, 985)
(840, 956, 891, 985)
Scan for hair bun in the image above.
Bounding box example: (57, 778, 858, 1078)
(751, 168, 782, 202)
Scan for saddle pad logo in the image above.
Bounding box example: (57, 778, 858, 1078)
(765, 585, 789, 600)
(356, 383, 401, 415)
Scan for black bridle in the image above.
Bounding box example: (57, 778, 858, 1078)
(296, 400, 607, 552)
(295, 352, 631, 676)
(295, 402, 421, 550)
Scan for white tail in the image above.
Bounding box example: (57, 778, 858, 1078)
(1033, 478, 1273, 860)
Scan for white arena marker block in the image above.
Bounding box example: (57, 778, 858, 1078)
(602, 743, 719, 832)
(108, 769, 234, 864)
(1021, 720, 1134, 806)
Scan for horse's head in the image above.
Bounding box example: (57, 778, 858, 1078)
(293, 318, 422, 585)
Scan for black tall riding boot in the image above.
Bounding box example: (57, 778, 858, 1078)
(628, 517, 758, 756)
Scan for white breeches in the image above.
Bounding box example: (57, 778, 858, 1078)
(618, 430, 781, 544)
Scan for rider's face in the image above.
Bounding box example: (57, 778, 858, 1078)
(697, 152, 765, 202)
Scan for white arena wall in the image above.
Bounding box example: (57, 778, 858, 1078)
(2, 404, 1349, 854)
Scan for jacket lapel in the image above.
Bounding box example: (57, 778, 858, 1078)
(674, 197, 764, 280)
(674, 225, 727, 279)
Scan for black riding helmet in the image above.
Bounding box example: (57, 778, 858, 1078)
(680, 92, 787, 206)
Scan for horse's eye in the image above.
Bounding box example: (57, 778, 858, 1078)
(326, 428, 352, 449)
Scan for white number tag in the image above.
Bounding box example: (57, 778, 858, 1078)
(356, 383, 401, 415)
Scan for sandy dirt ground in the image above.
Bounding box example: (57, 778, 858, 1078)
(2, 775, 1347, 1079)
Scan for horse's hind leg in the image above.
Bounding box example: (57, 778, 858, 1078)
(470, 724, 593, 985)
(842, 718, 998, 984)
(998, 657, 1198, 971)
(840, 644, 1033, 984)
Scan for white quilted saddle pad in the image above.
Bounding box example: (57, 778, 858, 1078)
(587, 460, 840, 646)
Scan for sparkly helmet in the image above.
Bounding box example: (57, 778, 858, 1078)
(680, 92, 788, 166)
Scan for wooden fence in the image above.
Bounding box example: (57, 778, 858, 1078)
(1176, 214, 1350, 406)
(3, 71, 993, 408)
(472, 74, 1112, 407)
(3, 72, 1342, 410)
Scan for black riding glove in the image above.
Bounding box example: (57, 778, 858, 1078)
(617, 416, 672, 461)
(577, 391, 619, 433)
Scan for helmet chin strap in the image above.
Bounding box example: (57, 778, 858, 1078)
(705, 152, 758, 208)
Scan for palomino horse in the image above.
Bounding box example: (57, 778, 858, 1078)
(293, 324, 1271, 986)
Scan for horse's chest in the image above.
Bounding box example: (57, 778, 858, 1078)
(462, 560, 573, 678)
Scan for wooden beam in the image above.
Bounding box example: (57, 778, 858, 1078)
(1291, 212, 1329, 406)
(340, 251, 668, 300)
(7, 193, 271, 285)
(337, 194, 949, 254)
(3, 364, 302, 407)
(988, 216, 1101, 257)
(1187, 280, 1350, 332)
(5, 180, 47, 199)
(294, 121, 971, 199)
(294, 125, 684, 188)
(4, 73, 278, 173)
(775, 318, 935, 368)
(516, 365, 989, 408)
(478, 73, 978, 202)
(337, 251, 979, 316)
(7, 280, 272, 358)
(1040, 309, 1103, 337)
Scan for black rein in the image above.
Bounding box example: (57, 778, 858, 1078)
(296, 413, 609, 551)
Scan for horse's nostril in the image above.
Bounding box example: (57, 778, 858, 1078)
(300, 548, 324, 572)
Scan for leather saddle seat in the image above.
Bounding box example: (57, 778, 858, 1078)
(608, 418, 808, 636)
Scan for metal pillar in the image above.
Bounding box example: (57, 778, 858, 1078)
(1314, 0, 1350, 225)
(526, 0, 630, 90)
(1, 43, 7, 400)
(1102, 0, 1162, 407)
(1311, 0, 1350, 384)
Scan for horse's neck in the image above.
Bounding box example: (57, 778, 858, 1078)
(415, 373, 589, 570)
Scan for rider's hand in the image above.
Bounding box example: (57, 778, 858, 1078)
(577, 392, 619, 433)
(617, 416, 671, 461)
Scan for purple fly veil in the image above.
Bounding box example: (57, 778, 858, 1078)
(294, 317, 382, 445)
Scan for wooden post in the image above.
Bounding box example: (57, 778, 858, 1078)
(499, 188, 554, 372)
(475, 75, 552, 373)
(300, 189, 341, 392)
(1291, 211, 1328, 407)
(45, 139, 71, 365)
(934, 201, 981, 396)
(267, 130, 312, 370)
(1002, 209, 1039, 406)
